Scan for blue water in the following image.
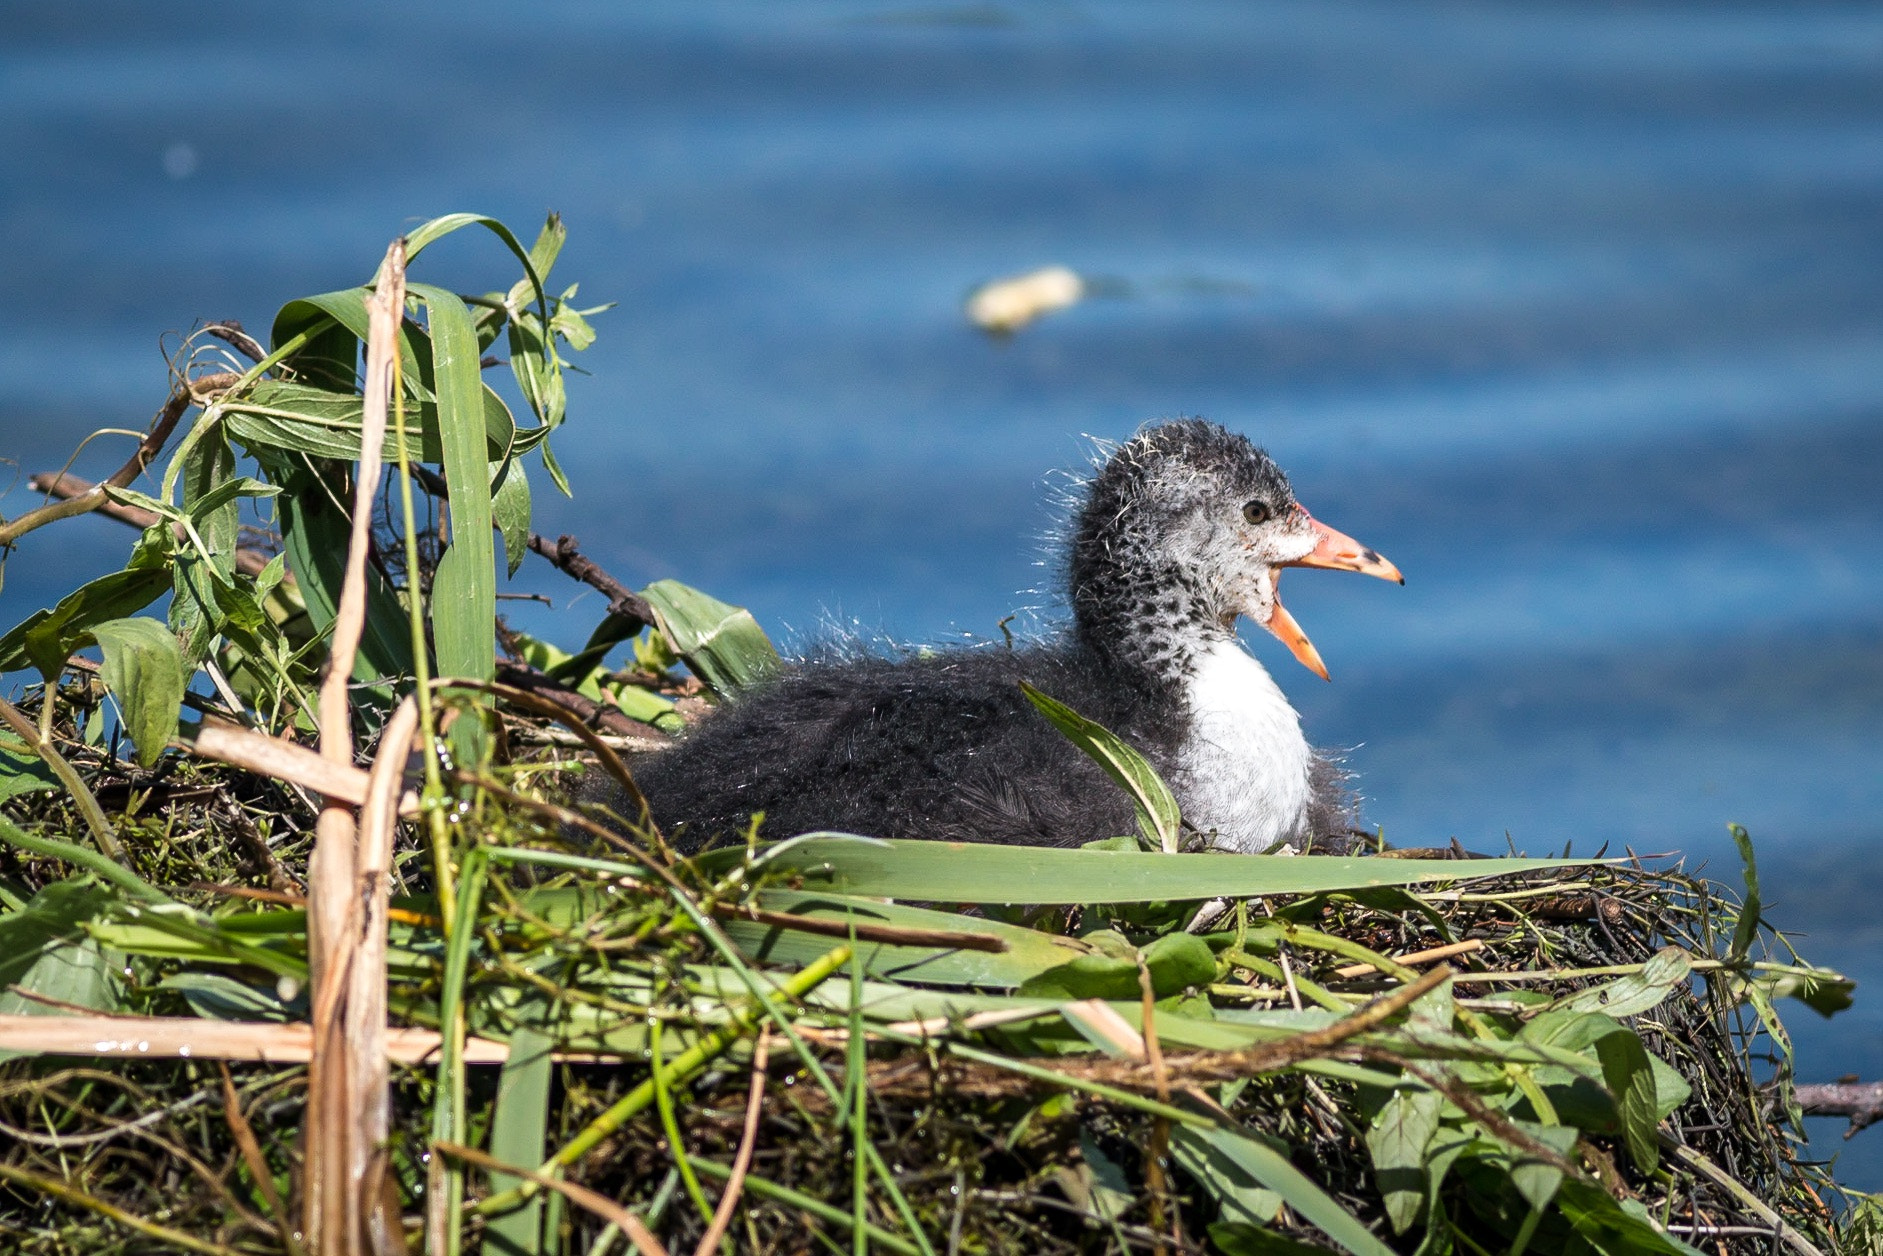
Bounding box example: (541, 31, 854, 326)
(4, 0, 1882, 1188)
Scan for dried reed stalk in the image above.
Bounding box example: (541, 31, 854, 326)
(305, 238, 407, 1256)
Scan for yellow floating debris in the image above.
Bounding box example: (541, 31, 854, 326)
(965, 265, 1085, 334)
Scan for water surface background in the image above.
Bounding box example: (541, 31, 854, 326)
(5, 0, 1882, 1188)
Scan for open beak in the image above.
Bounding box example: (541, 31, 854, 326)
(1261, 510, 1402, 680)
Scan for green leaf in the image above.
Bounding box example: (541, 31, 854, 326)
(87, 617, 186, 768)
(1555, 1177, 1708, 1256)
(707, 835, 1591, 906)
(0, 741, 58, 801)
(1728, 823, 1761, 963)
(1206, 1223, 1333, 1255)
(1547, 947, 1689, 1018)
(158, 971, 299, 1022)
(1365, 1087, 1442, 1233)
(1143, 931, 1217, 994)
(1021, 682, 1181, 852)
(1172, 1125, 1287, 1228)
(721, 888, 1086, 989)
(172, 428, 238, 663)
(639, 578, 782, 696)
(1018, 952, 1142, 1001)
(1506, 1121, 1579, 1214)
(486, 1026, 555, 1255)
(1754, 964, 1856, 1018)
(1520, 1011, 1692, 1122)
(409, 283, 497, 687)
(225, 380, 436, 462)
(0, 566, 173, 676)
(1594, 1030, 1660, 1174)
(0, 879, 126, 1058)
(272, 460, 414, 692)
(491, 457, 531, 578)
(1171, 1123, 1395, 1256)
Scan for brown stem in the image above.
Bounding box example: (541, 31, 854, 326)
(1794, 1080, 1883, 1138)
(0, 371, 239, 548)
(525, 532, 657, 628)
(493, 660, 668, 744)
(25, 471, 275, 577)
(205, 320, 266, 364)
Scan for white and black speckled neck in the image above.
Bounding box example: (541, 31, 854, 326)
(1067, 418, 1296, 695)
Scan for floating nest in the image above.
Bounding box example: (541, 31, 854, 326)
(0, 690, 1866, 1256)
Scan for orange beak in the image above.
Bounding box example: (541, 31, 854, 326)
(1261, 510, 1402, 680)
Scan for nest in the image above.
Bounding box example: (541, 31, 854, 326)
(0, 698, 1863, 1256)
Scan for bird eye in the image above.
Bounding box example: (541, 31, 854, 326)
(1241, 500, 1271, 525)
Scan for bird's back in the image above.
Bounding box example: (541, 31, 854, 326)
(628, 643, 1173, 850)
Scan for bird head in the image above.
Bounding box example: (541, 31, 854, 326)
(1075, 419, 1402, 679)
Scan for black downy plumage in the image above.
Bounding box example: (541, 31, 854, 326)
(622, 419, 1402, 852)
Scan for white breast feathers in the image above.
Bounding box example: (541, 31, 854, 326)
(1174, 638, 1314, 853)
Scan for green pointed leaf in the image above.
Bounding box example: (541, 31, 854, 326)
(87, 617, 186, 768)
(1594, 1030, 1660, 1174)
(491, 457, 531, 578)
(1547, 947, 1689, 1018)
(172, 429, 237, 662)
(486, 1026, 555, 1254)
(1143, 931, 1217, 994)
(1018, 952, 1141, 1001)
(0, 741, 58, 801)
(1365, 1087, 1442, 1233)
(0, 566, 173, 676)
(1728, 823, 1761, 963)
(410, 283, 496, 687)
(639, 578, 782, 696)
(1171, 1123, 1395, 1256)
(272, 460, 413, 692)
(0, 879, 127, 1058)
(1556, 1177, 1709, 1256)
(707, 835, 1595, 906)
(1021, 682, 1181, 852)
(1206, 1223, 1331, 1255)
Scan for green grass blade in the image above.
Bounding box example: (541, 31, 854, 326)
(711, 836, 1592, 905)
(485, 1026, 554, 1256)
(721, 888, 1084, 988)
(1172, 1124, 1396, 1256)
(408, 284, 496, 688)
(1021, 682, 1181, 852)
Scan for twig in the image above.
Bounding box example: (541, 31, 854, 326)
(0, 1013, 510, 1064)
(526, 533, 658, 627)
(181, 721, 418, 818)
(1333, 938, 1485, 979)
(219, 1062, 306, 1256)
(1793, 1079, 1883, 1138)
(29, 469, 283, 577)
(0, 1088, 209, 1147)
(205, 319, 266, 363)
(694, 1028, 772, 1256)
(0, 694, 124, 860)
(494, 659, 670, 744)
(1663, 1141, 1826, 1256)
(436, 1142, 670, 1256)
(0, 372, 238, 547)
(0, 1161, 246, 1256)
(350, 696, 423, 1256)
(305, 237, 404, 1256)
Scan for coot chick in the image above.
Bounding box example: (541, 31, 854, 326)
(626, 419, 1401, 852)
